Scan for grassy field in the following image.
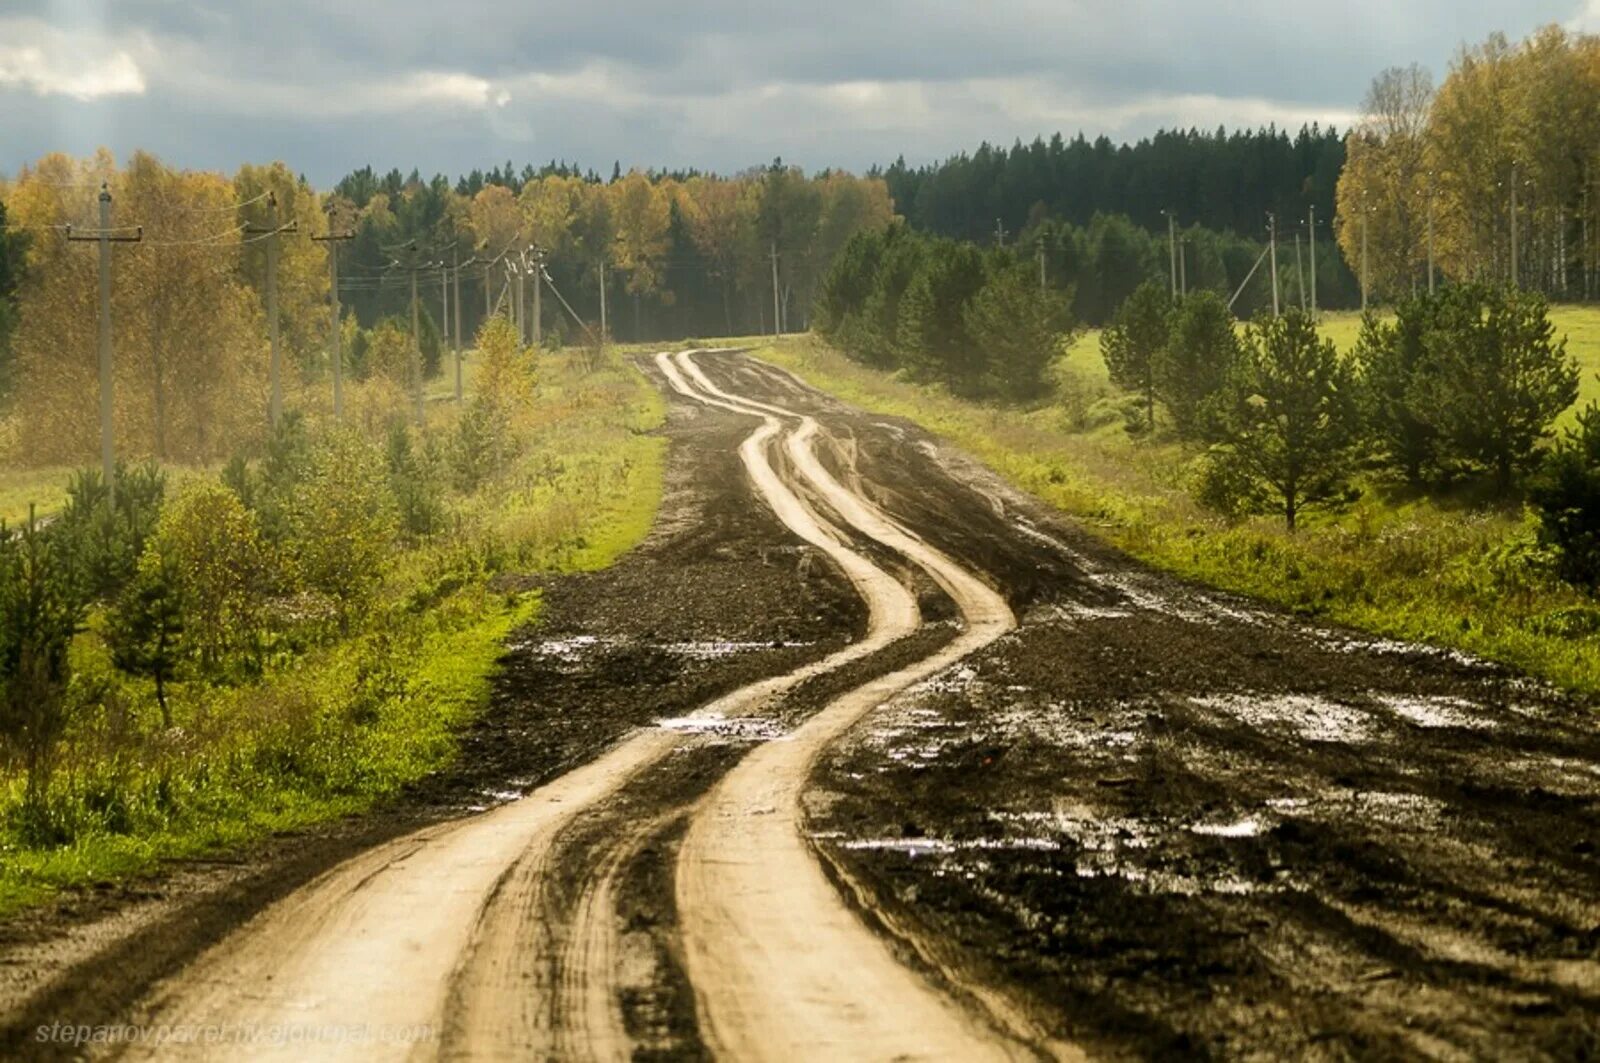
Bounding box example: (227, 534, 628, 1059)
(758, 332, 1600, 698)
(0, 348, 666, 915)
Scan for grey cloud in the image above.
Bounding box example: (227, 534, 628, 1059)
(0, 1, 1584, 184)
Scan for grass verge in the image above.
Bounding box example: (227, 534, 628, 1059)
(757, 334, 1600, 698)
(0, 353, 666, 917)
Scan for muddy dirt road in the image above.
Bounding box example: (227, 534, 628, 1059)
(2, 347, 1596, 1061)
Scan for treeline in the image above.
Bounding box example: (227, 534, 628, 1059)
(0, 153, 892, 465)
(1098, 282, 1592, 578)
(815, 224, 1071, 402)
(328, 158, 891, 346)
(1338, 25, 1600, 301)
(877, 125, 1345, 243)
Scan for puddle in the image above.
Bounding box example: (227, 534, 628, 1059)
(1190, 817, 1264, 838)
(839, 836, 1060, 856)
(655, 715, 787, 742)
(1376, 694, 1499, 731)
(1191, 692, 1375, 743)
(523, 634, 801, 663)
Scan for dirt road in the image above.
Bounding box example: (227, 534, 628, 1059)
(2, 346, 1595, 1061)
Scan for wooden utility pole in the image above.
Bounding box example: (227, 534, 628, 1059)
(66, 183, 141, 495)
(311, 209, 354, 420)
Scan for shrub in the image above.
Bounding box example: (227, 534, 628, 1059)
(1158, 290, 1239, 441)
(386, 421, 445, 540)
(964, 263, 1072, 403)
(107, 547, 185, 727)
(149, 481, 268, 674)
(1531, 398, 1600, 590)
(288, 429, 398, 624)
(0, 517, 82, 817)
(53, 462, 166, 600)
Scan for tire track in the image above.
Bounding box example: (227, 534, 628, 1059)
(670, 350, 1079, 1062)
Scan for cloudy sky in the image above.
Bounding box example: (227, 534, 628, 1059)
(1, 1, 1593, 186)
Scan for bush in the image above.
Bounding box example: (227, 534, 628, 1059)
(149, 481, 269, 675)
(963, 264, 1072, 403)
(1531, 398, 1600, 591)
(0, 517, 82, 816)
(386, 421, 445, 540)
(288, 429, 398, 624)
(53, 462, 166, 600)
(107, 548, 185, 727)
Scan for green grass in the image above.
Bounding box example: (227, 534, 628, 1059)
(757, 334, 1600, 700)
(0, 353, 666, 917)
(0, 466, 72, 526)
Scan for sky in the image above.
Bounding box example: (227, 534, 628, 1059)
(1, 1, 1595, 187)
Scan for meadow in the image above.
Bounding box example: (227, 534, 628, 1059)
(760, 308, 1600, 697)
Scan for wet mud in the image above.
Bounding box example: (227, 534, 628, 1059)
(696, 352, 1600, 1061)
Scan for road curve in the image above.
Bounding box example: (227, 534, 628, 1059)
(671, 350, 1073, 1062)
(108, 351, 932, 1061)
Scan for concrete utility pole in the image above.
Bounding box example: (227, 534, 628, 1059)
(994, 218, 1007, 248)
(452, 250, 464, 403)
(244, 194, 299, 429)
(1179, 238, 1187, 296)
(1268, 213, 1280, 317)
(66, 184, 141, 495)
(531, 246, 545, 347)
(1426, 172, 1436, 295)
(311, 210, 354, 420)
(1510, 161, 1520, 289)
(1165, 211, 1178, 300)
(1294, 232, 1306, 312)
(770, 241, 781, 338)
(411, 267, 423, 424)
(1037, 236, 1046, 292)
(1308, 205, 1318, 319)
(1360, 194, 1370, 312)
(598, 261, 609, 349)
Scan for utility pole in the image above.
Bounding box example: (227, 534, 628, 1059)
(1294, 232, 1306, 312)
(66, 183, 141, 495)
(1510, 161, 1520, 289)
(1360, 193, 1370, 312)
(411, 265, 423, 424)
(770, 241, 781, 338)
(311, 208, 354, 420)
(1179, 238, 1187, 296)
(1309, 205, 1318, 319)
(1268, 213, 1280, 317)
(1165, 211, 1178, 300)
(1036, 236, 1046, 292)
(244, 194, 299, 429)
(1426, 172, 1436, 295)
(598, 261, 609, 349)
(994, 218, 1007, 248)
(531, 246, 545, 347)
(452, 250, 464, 403)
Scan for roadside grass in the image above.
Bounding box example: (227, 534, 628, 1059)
(0, 351, 666, 917)
(756, 334, 1600, 699)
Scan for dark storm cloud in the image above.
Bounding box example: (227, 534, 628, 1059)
(0, 1, 1585, 184)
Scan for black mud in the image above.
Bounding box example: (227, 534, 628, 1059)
(0, 359, 864, 1059)
(697, 351, 1600, 1062)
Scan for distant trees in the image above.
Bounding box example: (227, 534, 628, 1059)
(817, 227, 1072, 403)
(1338, 26, 1600, 301)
